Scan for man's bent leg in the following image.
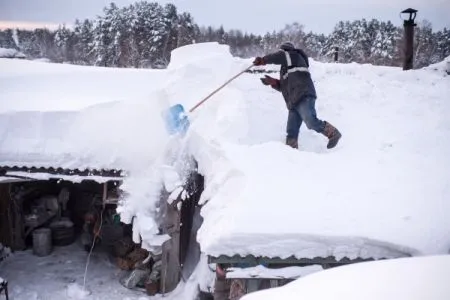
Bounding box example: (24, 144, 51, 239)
(295, 97, 326, 133)
(286, 109, 302, 148)
(295, 96, 342, 149)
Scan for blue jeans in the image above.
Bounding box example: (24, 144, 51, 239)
(286, 96, 325, 139)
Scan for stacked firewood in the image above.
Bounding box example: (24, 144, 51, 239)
(113, 237, 148, 270)
(114, 237, 162, 296)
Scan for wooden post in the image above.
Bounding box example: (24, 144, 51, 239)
(102, 182, 107, 203)
(160, 200, 181, 294)
(13, 185, 25, 251)
(159, 167, 204, 294)
(0, 184, 13, 248)
(334, 47, 339, 62)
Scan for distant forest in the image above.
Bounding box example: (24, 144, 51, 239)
(1, 1, 449, 69)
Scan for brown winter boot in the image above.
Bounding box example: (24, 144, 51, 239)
(322, 121, 342, 149)
(286, 137, 298, 149)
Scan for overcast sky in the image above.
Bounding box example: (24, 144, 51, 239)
(0, 0, 449, 34)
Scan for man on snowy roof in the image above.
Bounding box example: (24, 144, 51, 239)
(253, 41, 342, 149)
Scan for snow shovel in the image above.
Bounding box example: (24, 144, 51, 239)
(163, 64, 254, 135)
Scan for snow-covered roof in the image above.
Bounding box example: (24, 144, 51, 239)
(0, 58, 173, 172)
(1, 43, 450, 260)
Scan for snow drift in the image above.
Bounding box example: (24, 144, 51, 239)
(1, 42, 450, 266)
(241, 255, 450, 300)
(424, 54, 450, 75)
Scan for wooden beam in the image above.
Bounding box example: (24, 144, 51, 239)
(0, 184, 13, 249)
(102, 182, 107, 204)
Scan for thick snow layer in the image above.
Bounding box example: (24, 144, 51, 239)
(241, 255, 450, 300)
(168, 42, 236, 70)
(0, 58, 167, 113)
(1, 42, 450, 268)
(0, 91, 171, 172)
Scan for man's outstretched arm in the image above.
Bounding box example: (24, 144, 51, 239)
(253, 50, 287, 66)
(262, 50, 287, 65)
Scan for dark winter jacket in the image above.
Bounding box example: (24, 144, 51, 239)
(263, 45, 317, 109)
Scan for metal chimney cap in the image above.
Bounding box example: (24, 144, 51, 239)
(401, 8, 418, 14)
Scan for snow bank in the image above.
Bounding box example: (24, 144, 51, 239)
(241, 255, 450, 300)
(424, 55, 450, 75)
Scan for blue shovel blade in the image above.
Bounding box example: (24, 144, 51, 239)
(163, 104, 190, 135)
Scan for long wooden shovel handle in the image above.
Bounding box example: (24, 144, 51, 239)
(188, 64, 254, 113)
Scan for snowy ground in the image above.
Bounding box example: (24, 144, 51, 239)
(1, 42, 450, 298)
(0, 243, 148, 300)
(0, 239, 215, 300)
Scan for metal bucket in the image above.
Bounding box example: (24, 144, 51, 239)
(32, 228, 52, 256)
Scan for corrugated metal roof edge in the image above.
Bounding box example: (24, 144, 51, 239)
(0, 165, 124, 178)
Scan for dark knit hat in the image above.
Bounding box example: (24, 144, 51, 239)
(280, 41, 295, 50)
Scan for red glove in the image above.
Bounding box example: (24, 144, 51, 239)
(260, 75, 279, 87)
(253, 56, 265, 66)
